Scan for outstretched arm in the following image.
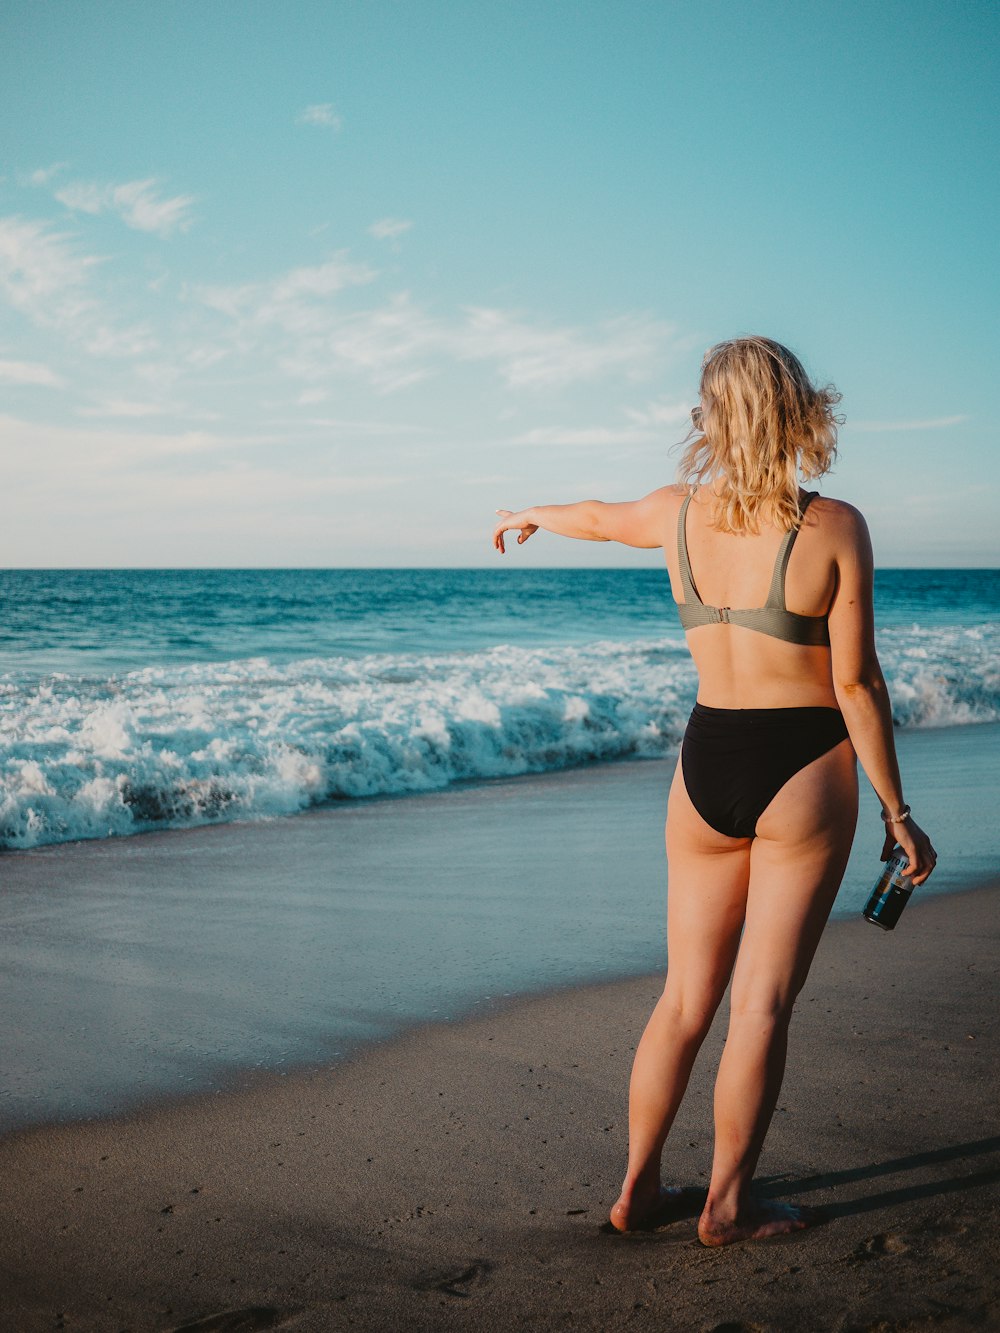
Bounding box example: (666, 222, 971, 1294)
(493, 486, 675, 554)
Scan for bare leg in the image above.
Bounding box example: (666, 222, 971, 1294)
(610, 759, 750, 1231)
(698, 739, 858, 1245)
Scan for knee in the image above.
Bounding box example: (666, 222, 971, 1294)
(728, 991, 795, 1034)
(658, 984, 721, 1042)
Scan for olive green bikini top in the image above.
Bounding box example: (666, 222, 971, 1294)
(676, 490, 831, 647)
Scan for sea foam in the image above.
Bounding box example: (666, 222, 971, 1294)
(1, 624, 996, 849)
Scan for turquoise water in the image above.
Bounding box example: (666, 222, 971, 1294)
(2, 567, 997, 674)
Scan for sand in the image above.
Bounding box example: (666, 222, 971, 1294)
(2, 877, 998, 1332)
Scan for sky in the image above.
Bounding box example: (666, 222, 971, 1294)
(1, 0, 997, 568)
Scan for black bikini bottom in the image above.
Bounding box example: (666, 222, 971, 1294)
(681, 703, 851, 840)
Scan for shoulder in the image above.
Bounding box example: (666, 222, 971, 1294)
(652, 483, 690, 508)
(634, 483, 687, 514)
(806, 495, 873, 564)
(806, 494, 869, 537)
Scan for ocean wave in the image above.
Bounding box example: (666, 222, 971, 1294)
(1, 624, 997, 849)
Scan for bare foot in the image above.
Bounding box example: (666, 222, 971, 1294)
(698, 1200, 818, 1247)
(609, 1184, 696, 1233)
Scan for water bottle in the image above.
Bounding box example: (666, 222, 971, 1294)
(862, 848, 913, 930)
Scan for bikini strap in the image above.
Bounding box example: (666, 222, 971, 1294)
(676, 493, 702, 605)
(765, 491, 818, 610)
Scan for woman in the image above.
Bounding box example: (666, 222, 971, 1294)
(492, 336, 936, 1246)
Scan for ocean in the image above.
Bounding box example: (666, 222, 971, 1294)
(2, 567, 998, 851)
(2, 566, 998, 1130)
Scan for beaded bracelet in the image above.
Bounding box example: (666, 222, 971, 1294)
(881, 803, 911, 824)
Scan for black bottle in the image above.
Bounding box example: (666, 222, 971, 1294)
(863, 849, 913, 930)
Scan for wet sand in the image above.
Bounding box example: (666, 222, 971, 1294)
(4, 721, 998, 1137)
(2, 878, 998, 1332)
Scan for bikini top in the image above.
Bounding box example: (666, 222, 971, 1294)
(676, 490, 831, 646)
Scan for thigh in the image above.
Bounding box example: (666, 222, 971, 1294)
(663, 756, 753, 1011)
(732, 739, 859, 1013)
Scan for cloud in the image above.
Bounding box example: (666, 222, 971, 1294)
(458, 308, 671, 389)
(0, 215, 150, 355)
(274, 415, 431, 436)
(297, 103, 342, 130)
(509, 425, 658, 447)
(28, 162, 67, 187)
(270, 257, 377, 303)
(197, 248, 675, 395)
(290, 299, 672, 393)
(77, 398, 165, 418)
(53, 182, 106, 215)
(0, 214, 98, 306)
(0, 416, 400, 536)
(369, 218, 413, 241)
(198, 256, 381, 382)
(0, 413, 273, 471)
(199, 254, 377, 319)
(848, 414, 969, 432)
(55, 178, 195, 235)
(0, 359, 63, 387)
(280, 291, 439, 392)
(624, 398, 693, 428)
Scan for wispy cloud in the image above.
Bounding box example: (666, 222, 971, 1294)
(0, 215, 98, 306)
(0, 358, 63, 387)
(0, 215, 158, 359)
(198, 253, 379, 348)
(624, 397, 693, 428)
(297, 103, 342, 130)
(369, 217, 413, 241)
(459, 308, 671, 389)
(275, 416, 431, 436)
(199, 254, 377, 315)
(55, 178, 195, 235)
(28, 162, 67, 187)
(197, 249, 675, 395)
(77, 398, 165, 418)
(0, 416, 400, 542)
(0, 413, 273, 471)
(280, 291, 438, 392)
(510, 425, 658, 447)
(848, 414, 969, 432)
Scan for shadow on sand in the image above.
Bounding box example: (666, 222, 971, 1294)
(599, 1136, 1000, 1240)
(760, 1133, 1000, 1220)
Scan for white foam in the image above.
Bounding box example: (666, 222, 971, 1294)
(1, 623, 996, 849)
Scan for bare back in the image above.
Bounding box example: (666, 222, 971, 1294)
(662, 486, 842, 709)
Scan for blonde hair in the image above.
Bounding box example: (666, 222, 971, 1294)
(676, 336, 842, 533)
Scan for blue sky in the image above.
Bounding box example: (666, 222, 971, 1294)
(1, 0, 997, 567)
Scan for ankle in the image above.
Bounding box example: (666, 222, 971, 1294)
(703, 1184, 748, 1221)
(620, 1165, 661, 1200)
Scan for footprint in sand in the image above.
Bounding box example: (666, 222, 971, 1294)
(852, 1232, 910, 1260)
(412, 1258, 493, 1298)
(169, 1306, 303, 1332)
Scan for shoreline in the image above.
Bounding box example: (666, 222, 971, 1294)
(2, 878, 997, 1331)
(2, 870, 999, 1150)
(3, 720, 999, 1139)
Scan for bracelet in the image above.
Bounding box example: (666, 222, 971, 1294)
(881, 803, 911, 824)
